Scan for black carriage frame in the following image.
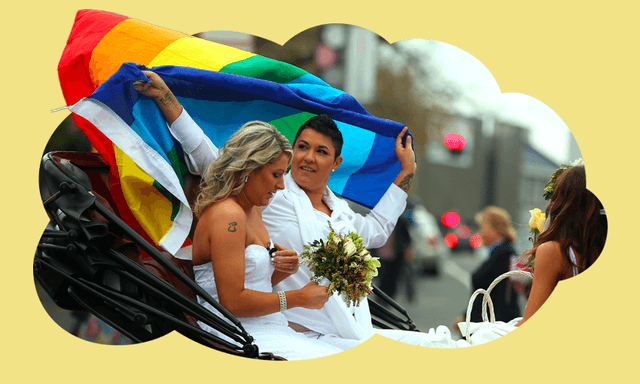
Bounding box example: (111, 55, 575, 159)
(35, 151, 418, 360)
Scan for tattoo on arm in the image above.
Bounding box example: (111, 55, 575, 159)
(228, 222, 238, 232)
(158, 91, 176, 108)
(398, 173, 414, 193)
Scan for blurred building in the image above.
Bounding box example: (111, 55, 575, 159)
(415, 110, 559, 252)
(196, 26, 561, 252)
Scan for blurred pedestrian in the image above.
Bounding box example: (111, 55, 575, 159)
(373, 207, 415, 302)
(452, 206, 521, 331)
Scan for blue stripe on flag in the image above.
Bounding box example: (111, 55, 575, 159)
(327, 121, 376, 195)
(87, 62, 411, 209)
(178, 98, 303, 146)
(342, 134, 402, 208)
(131, 100, 181, 159)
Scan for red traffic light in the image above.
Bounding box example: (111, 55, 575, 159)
(441, 212, 461, 228)
(444, 233, 458, 248)
(444, 133, 466, 151)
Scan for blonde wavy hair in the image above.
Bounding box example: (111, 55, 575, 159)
(193, 121, 293, 217)
(475, 206, 517, 243)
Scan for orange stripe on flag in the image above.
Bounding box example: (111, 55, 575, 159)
(89, 18, 185, 86)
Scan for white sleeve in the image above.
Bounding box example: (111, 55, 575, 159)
(351, 183, 408, 249)
(168, 108, 219, 176)
(262, 192, 304, 253)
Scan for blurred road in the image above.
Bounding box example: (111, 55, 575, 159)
(380, 249, 527, 337)
(37, 247, 528, 344)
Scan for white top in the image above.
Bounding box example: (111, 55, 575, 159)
(194, 242, 343, 360)
(170, 108, 408, 339)
(569, 248, 579, 277)
(264, 173, 407, 338)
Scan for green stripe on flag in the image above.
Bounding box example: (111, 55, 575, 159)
(153, 146, 188, 221)
(220, 55, 307, 84)
(269, 112, 317, 143)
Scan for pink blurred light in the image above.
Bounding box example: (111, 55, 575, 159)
(444, 133, 466, 151)
(457, 225, 471, 239)
(469, 234, 483, 249)
(444, 233, 458, 248)
(441, 212, 461, 228)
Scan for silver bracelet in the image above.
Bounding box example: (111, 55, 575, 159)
(277, 291, 287, 312)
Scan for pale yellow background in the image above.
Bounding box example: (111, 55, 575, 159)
(3, 1, 635, 383)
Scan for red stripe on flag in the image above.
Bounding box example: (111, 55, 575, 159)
(58, 9, 129, 106)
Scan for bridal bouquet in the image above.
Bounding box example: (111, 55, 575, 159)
(300, 222, 380, 307)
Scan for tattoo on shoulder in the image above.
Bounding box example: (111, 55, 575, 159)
(228, 222, 238, 232)
(398, 173, 414, 193)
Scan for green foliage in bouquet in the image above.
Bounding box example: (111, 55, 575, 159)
(300, 222, 381, 307)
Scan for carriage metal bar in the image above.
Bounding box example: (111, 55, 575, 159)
(372, 284, 415, 323)
(35, 257, 154, 343)
(105, 247, 249, 336)
(37, 255, 251, 351)
(368, 299, 417, 331)
(91, 199, 247, 333)
(67, 287, 153, 343)
(111, 260, 250, 342)
(76, 276, 252, 352)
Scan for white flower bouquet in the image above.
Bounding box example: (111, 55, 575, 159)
(300, 222, 380, 307)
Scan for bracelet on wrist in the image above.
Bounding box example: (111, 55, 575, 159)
(277, 291, 287, 312)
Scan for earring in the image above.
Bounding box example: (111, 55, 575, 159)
(331, 169, 335, 173)
(244, 175, 249, 183)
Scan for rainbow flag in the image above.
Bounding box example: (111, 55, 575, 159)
(59, 10, 409, 255)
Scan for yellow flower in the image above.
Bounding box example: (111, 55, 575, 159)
(528, 208, 546, 232)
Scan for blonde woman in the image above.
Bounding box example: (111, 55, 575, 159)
(452, 206, 521, 333)
(135, 71, 424, 350)
(186, 120, 343, 360)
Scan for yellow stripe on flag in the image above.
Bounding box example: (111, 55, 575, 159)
(114, 146, 175, 245)
(149, 37, 255, 71)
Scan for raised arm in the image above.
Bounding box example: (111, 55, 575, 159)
(134, 70, 183, 125)
(393, 127, 417, 193)
(134, 70, 218, 175)
(347, 127, 414, 249)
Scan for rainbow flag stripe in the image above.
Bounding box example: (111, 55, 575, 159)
(59, 10, 408, 255)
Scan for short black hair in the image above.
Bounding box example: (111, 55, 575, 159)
(293, 114, 343, 159)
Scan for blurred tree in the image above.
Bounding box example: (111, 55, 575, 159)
(253, 29, 321, 76)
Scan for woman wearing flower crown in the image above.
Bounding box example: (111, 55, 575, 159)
(516, 163, 607, 326)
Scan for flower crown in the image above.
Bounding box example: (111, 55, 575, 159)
(542, 158, 584, 200)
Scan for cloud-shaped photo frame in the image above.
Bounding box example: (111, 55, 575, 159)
(35, 9, 606, 359)
(7, 1, 631, 383)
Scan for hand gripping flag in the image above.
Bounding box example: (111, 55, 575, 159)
(59, 10, 411, 256)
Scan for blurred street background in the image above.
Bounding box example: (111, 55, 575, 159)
(40, 24, 580, 343)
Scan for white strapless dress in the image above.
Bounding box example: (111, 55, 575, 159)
(193, 243, 343, 360)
